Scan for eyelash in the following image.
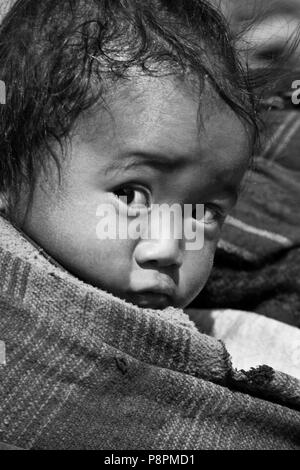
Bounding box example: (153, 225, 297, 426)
(197, 205, 226, 225)
(112, 184, 226, 223)
(112, 183, 152, 208)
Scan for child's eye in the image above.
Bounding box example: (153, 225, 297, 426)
(113, 185, 151, 210)
(192, 204, 225, 225)
(204, 205, 225, 225)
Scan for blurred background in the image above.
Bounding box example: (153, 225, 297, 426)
(215, 0, 300, 69)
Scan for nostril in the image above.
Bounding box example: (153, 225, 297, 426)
(153, 250, 183, 269)
(141, 258, 181, 270)
(151, 247, 182, 267)
(154, 252, 183, 269)
(134, 239, 183, 268)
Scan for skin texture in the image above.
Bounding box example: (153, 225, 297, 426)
(19, 75, 251, 310)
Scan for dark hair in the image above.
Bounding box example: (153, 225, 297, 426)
(0, 0, 258, 216)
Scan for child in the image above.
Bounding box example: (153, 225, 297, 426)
(0, 0, 299, 450)
(0, 0, 255, 311)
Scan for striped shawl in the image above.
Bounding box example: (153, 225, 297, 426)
(0, 215, 299, 450)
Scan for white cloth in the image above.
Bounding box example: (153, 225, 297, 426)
(188, 308, 300, 379)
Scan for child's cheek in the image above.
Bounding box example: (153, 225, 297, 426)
(178, 240, 217, 308)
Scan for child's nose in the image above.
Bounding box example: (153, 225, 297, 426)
(134, 238, 183, 268)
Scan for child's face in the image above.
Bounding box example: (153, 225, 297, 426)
(20, 76, 250, 309)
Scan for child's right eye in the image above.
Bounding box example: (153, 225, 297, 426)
(112, 185, 151, 211)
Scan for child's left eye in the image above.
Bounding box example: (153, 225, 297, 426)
(204, 206, 221, 224)
(113, 185, 151, 209)
(192, 205, 225, 225)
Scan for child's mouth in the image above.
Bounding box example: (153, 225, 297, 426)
(130, 292, 172, 310)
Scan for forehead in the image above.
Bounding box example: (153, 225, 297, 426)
(77, 75, 251, 183)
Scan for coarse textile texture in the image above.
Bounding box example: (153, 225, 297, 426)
(0, 215, 300, 450)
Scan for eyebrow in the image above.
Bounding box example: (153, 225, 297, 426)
(101, 152, 188, 177)
(101, 151, 242, 203)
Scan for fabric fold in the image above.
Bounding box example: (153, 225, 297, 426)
(0, 214, 299, 449)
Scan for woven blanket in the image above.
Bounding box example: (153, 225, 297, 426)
(0, 215, 300, 450)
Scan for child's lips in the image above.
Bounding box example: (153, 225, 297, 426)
(128, 282, 176, 309)
(131, 292, 172, 309)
